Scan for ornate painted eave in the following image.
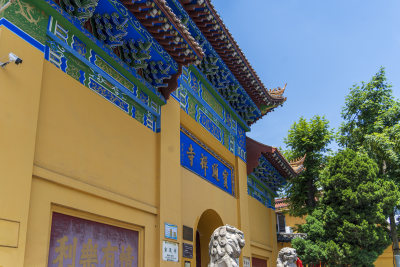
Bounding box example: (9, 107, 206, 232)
(53, 0, 207, 99)
(166, 0, 262, 126)
(120, 0, 204, 63)
(275, 198, 289, 210)
(179, 0, 287, 115)
(246, 137, 304, 179)
(119, 0, 205, 98)
(289, 154, 306, 174)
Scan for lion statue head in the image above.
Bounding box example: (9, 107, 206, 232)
(208, 225, 245, 267)
(277, 247, 298, 267)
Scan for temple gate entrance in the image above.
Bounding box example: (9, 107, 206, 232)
(195, 209, 223, 267)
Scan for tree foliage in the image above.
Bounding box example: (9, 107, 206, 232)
(338, 67, 396, 150)
(284, 115, 333, 216)
(338, 67, 400, 254)
(283, 68, 400, 264)
(363, 103, 400, 181)
(292, 149, 400, 266)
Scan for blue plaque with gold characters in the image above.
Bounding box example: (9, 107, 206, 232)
(180, 127, 234, 195)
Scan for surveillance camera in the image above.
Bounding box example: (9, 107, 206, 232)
(0, 52, 23, 68)
(9, 53, 22, 65)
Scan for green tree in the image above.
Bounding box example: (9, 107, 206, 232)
(284, 115, 333, 217)
(339, 67, 397, 149)
(339, 67, 400, 258)
(292, 149, 399, 266)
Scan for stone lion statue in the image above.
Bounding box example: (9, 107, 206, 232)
(277, 247, 298, 267)
(208, 225, 245, 267)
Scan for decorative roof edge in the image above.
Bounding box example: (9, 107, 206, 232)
(275, 197, 289, 210)
(181, 0, 287, 111)
(246, 137, 305, 178)
(154, 0, 204, 58)
(119, 0, 206, 99)
(289, 154, 306, 173)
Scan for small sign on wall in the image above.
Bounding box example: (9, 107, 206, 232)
(164, 223, 178, 240)
(183, 225, 193, 241)
(162, 241, 179, 262)
(182, 243, 193, 259)
(243, 256, 251, 267)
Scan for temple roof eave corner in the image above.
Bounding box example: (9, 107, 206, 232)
(289, 154, 307, 174)
(246, 137, 305, 179)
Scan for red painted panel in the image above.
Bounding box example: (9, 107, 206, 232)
(48, 212, 139, 267)
(252, 257, 268, 267)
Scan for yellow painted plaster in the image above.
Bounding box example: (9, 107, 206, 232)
(158, 99, 182, 267)
(282, 211, 305, 230)
(374, 244, 397, 267)
(0, 26, 44, 267)
(236, 157, 252, 265)
(0, 219, 19, 248)
(248, 196, 278, 266)
(34, 61, 159, 207)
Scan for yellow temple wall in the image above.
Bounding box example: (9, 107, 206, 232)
(180, 167, 238, 231)
(277, 242, 291, 251)
(248, 196, 278, 267)
(285, 213, 306, 230)
(0, 27, 280, 267)
(0, 26, 45, 267)
(35, 60, 159, 208)
(374, 244, 397, 267)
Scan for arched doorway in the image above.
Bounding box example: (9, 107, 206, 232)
(195, 209, 223, 267)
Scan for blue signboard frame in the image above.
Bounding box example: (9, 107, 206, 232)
(164, 223, 178, 240)
(180, 127, 235, 196)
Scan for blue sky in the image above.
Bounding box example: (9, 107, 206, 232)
(212, 0, 400, 150)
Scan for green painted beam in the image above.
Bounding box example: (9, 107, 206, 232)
(189, 65, 251, 132)
(248, 173, 278, 197)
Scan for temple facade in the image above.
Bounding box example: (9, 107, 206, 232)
(0, 0, 304, 266)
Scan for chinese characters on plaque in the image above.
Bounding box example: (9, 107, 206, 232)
(162, 241, 179, 262)
(48, 212, 138, 267)
(181, 129, 234, 195)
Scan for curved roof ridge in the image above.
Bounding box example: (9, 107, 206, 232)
(202, 0, 287, 108)
(155, 0, 204, 58)
(246, 137, 305, 178)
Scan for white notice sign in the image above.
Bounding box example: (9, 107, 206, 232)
(243, 256, 251, 267)
(162, 241, 179, 262)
